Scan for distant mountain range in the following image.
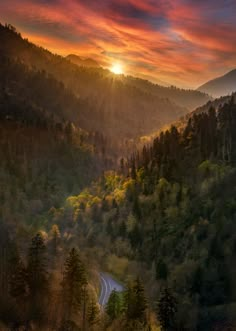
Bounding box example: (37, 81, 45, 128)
(198, 69, 236, 98)
(66, 54, 100, 68)
(0, 23, 211, 140)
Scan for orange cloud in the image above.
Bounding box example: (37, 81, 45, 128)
(0, 0, 235, 87)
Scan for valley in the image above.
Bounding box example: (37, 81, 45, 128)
(0, 20, 236, 331)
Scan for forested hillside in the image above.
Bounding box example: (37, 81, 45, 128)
(192, 93, 236, 117)
(0, 23, 210, 139)
(172, 92, 236, 132)
(0, 92, 102, 226)
(1, 22, 236, 331)
(55, 99, 236, 330)
(0, 55, 108, 330)
(127, 76, 211, 110)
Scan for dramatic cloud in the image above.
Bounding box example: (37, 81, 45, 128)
(0, 0, 235, 87)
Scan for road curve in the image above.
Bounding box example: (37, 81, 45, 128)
(98, 272, 124, 307)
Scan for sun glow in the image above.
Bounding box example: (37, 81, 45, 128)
(111, 63, 123, 75)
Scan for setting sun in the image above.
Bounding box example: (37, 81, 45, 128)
(111, 63, 123, 75)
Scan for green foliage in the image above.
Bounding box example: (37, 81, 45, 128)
(27, 232, 48, 297)
(62, 248, 87, 316)
(87, 299, 100, 328)
(60, 99, 236, 330)
(106, 290, 123, 321)
(124, 278, 148, 325)
(1, 22, 236, 331)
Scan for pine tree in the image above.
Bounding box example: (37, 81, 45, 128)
(156, 288, 177, 331)
(124, 282, 135, 321)
(27, 232, 48, 297)
(106, 289, 122, 321)
(61, 248, 87, 322)
(132, 193, 141, 220)
(87, 299, 99, 329)
(9, 256, 27, 301)
(0, 220, 12, 297)
(130, 157, 136, 179)
(124, 278, 147, 324)
(26, 232, 49, 324)
(132, 277, 147, 323)
(9, 253, 28, 329)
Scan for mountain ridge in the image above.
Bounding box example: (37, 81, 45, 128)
(198, 69, 236, 98)
(66, 54, 100, 68)
(0, 23, 211, 140)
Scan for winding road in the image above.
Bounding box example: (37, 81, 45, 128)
(98, 272, 124, 307)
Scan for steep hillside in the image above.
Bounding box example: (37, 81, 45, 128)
(127, 75, 211, 110)
(0, 56, 89, 125)
(0, 23, 211, 139)
(0, 55, 110, 230)
(191, 92, 236, 117)
(59, 98, 236, 330)
(174, 92, 236, 131)
(198, 69, 236, 97)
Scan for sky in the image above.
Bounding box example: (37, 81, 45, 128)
(0, 0, 236, 88)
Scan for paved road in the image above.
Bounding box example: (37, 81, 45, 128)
(98, 272, 124, 307)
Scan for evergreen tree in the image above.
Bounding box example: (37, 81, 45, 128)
(132, 278, 147, 323)
(106, 289, 122, 321)
(26, 232, 49, 324)
(130, 157, 136, 180)
(9, 254, 28, 329)
(9, 256, 27, 301)
(27, 232, 48, 297)
(87, 299, 99, 329)
(61, 248, 87, 322)
(156, 288, 177, 331)
(132, 193, 141, 220)
(124, 278, 147, 325)
(0, 220, 12, 298)
(124, 282, 135, 321)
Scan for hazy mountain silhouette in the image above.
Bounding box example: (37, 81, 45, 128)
(198, 69, 236, 98)
(0, 23, 210, 139)
(66, 54, 100, 68)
